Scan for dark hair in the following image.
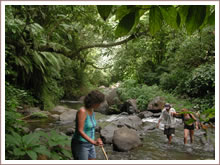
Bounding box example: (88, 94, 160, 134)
(84, 90, 105, 109)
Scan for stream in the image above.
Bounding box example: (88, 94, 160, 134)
(26, 102, 215, 160)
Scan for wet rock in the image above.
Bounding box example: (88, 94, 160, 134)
(147, 96, 165, 112)
(65, 128, 74, 136)
(95, 100, 109, 115)
(100, 123, 119, 144)
(113, 127, 142, 152)
(106, 88, 121, 106)
(52, 106, 68, 114)
(34, 128, 44, 132)
(22, 127, 30, 134)
(114, 115, 142, 130)
(50, 114, 60, 120)
(26, 107, 41, 115)
(120, 99, 140, 114)
(60, 109, 77, 122)
(138, 111, 154, 119)
(152, 112, 162, 118)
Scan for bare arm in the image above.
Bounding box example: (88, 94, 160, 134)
(191, 114, 199, 129)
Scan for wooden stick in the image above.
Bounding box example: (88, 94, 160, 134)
(101, 146, 108, 160)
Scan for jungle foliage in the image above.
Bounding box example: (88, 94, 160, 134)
(5, 5, 215, 160)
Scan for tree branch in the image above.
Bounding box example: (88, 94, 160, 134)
(73, 30, 148, 56)
(86, 62, 112, 69)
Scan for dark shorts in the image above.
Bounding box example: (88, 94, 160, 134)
(164, 127, 175, 136)
(184, 124, 195, 130)
(71, 138, 96, 160)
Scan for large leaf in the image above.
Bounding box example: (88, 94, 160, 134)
(208, 11, 215, 25)
(6, 134, 20, 146)
(97, 5, 112, 21)
(149, 6, 163, 35)
(115, 11, 136, 38)
(22, 132, 40, 146)
(185, 5, 207, 34)
(33, 145, 51, 157)
(115, 6, 133, 21)
(26, 150, 38, 160)
(13, 148, 26, 156)
(160, 6, 179, 29)
(178, 5, 190, 27)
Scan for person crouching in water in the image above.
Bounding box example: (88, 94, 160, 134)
(180, 108, 198, 144)
(71, 90, 105, 160)
(157, 103, 176, 144)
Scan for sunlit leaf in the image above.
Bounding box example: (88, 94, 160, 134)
(160, 5, 179, 29)
(149, 6, 163, 35)
(26, 150, 38, 160)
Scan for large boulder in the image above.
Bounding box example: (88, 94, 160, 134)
(147, 96, 165, 112)
(114, 115, 142, 130)
(95, 100, 109, 114)
(100, 123, 119, 144)
(52, 106, 68, 114)
(105, 88, 121, 106)
(120, 99, 140, 114)
(113, 127, 142, 152)
(59, 109, 77, 123)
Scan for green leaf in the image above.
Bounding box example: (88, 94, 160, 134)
(33, 145, 51, 157)
(26, 150, 38, 160)
(97, 5, 112, 21)
(48, 140, 58, 147)
(22, 132, 40, 146)
(159, 6, 179, 29)
(11, 131, 22, 144)
(116, 6, 132, 21)
(115, 11, 136, 38)
(185, 6, 207, 34)
(208, 11, 215, 25)
(6, 134, 20, 146)
(178, 5, 190, 26)
(61, 149, 72, 158)
(149, 6, 163, 35)
(51, 152, 62, 160)
(13, 148, 26, 156)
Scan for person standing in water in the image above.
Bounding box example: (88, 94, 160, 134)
(71, 90, 105, 160)
(179, 108, 198, 144)
(157, 103, 176, 144)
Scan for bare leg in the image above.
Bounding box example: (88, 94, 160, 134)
(190, 130, 194, 143)
(184, 129, 189, 144)
(168, 135, 172, 144)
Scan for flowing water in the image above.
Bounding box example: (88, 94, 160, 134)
(26, 102, 215, 160)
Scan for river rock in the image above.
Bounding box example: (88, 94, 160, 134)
(113, 127, 142, 152)
(114, 115, 142, 130)
(50, 114, 60, 121)
(120, 99, 140, 114)
(52, 106, 68, 114)
(25, 107, 41, 115)
(95, 100, 109, 114)
(138, 111, 154, 119)
(147, 96, 165, 112)
(152, 112, 162, 118)
(100, 123, 119, 144)
(65, 128, 74, 136)
(59, 109, 77, 122)
(106, 88, 121, 106)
